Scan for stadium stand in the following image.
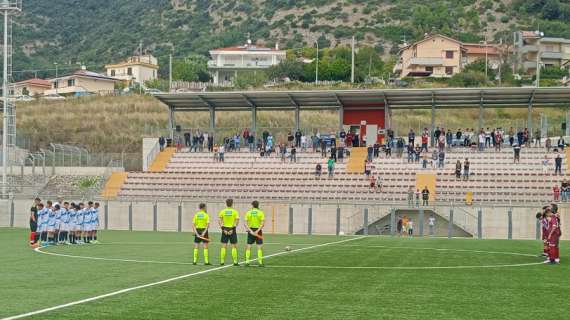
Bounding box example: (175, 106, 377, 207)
(116, 146, 567, 205)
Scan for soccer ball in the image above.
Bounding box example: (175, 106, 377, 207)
(339, 231, 345, 236)
(285, 246, 291, 251)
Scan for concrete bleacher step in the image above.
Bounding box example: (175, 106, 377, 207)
(101, 172, 129, 199)
(346, 147, 367, 173)
(149, 148, 176, 172)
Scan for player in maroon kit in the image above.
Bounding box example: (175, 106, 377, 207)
(537, 211, 549, 258)
(544, 208, 561, 264)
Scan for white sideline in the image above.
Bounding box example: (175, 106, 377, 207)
(2, 237, 363, 320)
(261, 262, 544, 270)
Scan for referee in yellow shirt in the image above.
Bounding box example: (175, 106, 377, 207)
(245, 200, 265, 267)
(192, 203, 210, 265)
(218, 199, 240, 266)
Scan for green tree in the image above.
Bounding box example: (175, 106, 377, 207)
(172, 55, 211, 82)
(449, 71, 488, 87)
(266, 58, 305, 81)
(22, 87, 30, 96)
(464, 59, 496, 80)
(234, 71, 268, 89)
(355, 46, 385, 82)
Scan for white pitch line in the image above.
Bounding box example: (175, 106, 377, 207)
(330, 244, 538, 257)
(260, 262, 545, 270)
(2, 236, 363, 320)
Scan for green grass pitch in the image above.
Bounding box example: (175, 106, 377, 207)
(1, 228, 569, 320)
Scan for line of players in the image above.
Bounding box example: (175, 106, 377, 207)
(192, 199, 265, 267)
(30, 197, 100, 247)
(537, 203, 561, 264)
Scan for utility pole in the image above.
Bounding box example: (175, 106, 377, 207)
(53, 62, 58, 94)
(484, 34, 488, 81)
(351, 36, 355, 83)
(315, 41, 319, 84)
(169, 54, 172, 92)
(536, 30, 543, 88)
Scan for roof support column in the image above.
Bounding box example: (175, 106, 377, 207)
(251, 105, 257, 135)
(430, 93, 436, 147)
(384, 100, 390, 130)
(209, 106, 216, 137)
(295, 105, 300, 131)
(528, 100, 533, 143)
(168, 107, 175, 140)
(338, 105, 344, 132)
(478, 93, 484, 131)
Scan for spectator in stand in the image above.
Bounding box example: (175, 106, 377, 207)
(218, 145, 225, 162)
(407, 219, 414, 237)
(523, 128, 530, 147)
(517, 130, 524, 146)
(327, 158, 335, 178)
(320, 138, 327, 158)
(373, 142, 380, 158)
(455, 160, 462, 179)
(367, 145, 373, 162)
(494, 129, 502, 151)
(463, 158, 470, 181)
(330, 144, 337, 162)
(555, 153, 562, 175)
(242, 128, 249, 142)
(397, 217, 403, 235)
(184, 132, 191, 147)
(407, 186, 414, 206)
(546, 137, 552, 153)
(290, 146, 297, 163)
(280, 144, 287, 163)
(553, 184, 560, 202)
(339, 129, 346, 142)
(542, 156, 550, 174)
(484, 128, 491, 147)
(534, 129, 542, 147)
(369, 175, 376, 191)
(434, 127, 441, 144)
(213, 145, 219, 162)
(315, 163, 322, 178)
(508, 127, 515, 146)
(438, 134, 445, 152)
(198, 132, 204, 152)
(267, 134, 274, 150)
(385, 143, 392, 158)
(247, 133, 255, 152)
(414, 144, 421, 163)
(446, 130, 453, 149)
(428, 215, 436, 236)
(159, 136, 165, 151)
(375, 175, 382, 193)
(364, 160, 373, 177)
(208, 134, 214, 152)
(311, 135, 319, 153)
(431, 149, 438, 169)
(408, 129, 415, 146)
(346, 131, 353, 147)
(396, 138, 405, 158)
(438, 151, 445, 169)
(478, 131, 485, 151)
(234, 134, 241, 151)
(295, 129, 302, 147)
(422, 186, 430, 206)
(456, 129, 462, 146)
(421, 133, 429, 152)
(490, 128, 496, 147)
(558, 136, 565, 150)
(407, 144, 414, 163)
(262, 130, 270, 147)
(422, 152, 428, 169)
(337, 146, 344, 163)
(300, 134, 307, 152)
(513, 143, 521, 164)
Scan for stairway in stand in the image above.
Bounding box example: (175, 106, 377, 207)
(346, 147, 367, 173)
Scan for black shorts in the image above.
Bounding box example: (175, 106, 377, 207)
(247, 228, 263, 245)
(30, 222, 37, 232)
(194, 229, 209, 243)
(221, 227, 238, 244)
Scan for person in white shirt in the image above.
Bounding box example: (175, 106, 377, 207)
(407, 219, 414, 237)
(300, 135, 307, 151)
(428, 215, 436, 236)
(542, 156, 550, 174)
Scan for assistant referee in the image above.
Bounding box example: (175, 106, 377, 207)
(218, 199, 240, 266)
(245, 200, 265, 267)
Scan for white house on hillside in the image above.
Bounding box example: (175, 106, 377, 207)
(208, 39, 286, 85)
(44, 69, 117, 96)
(105, 54, 159, 85)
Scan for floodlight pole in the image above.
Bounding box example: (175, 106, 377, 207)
(315, 41, 319, 84)
(2, 9, 7, 197)
(351, 36, 355, 83)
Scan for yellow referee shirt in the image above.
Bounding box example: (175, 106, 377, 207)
(218, 208, 239, 227)
(245, 209, 265, 229)
(193, 210, 209, 229)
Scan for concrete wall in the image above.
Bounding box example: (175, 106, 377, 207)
(16, 166, 123, 176)
(2, 198, 567, 241)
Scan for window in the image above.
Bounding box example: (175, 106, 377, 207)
(445, 51, 454, 59)
(68, 79, 75, 87)
(425, 66, 433, 73)
(111, 70, 116, 76)
(127, 67, 133, 76)
(445, 66, 454, 75)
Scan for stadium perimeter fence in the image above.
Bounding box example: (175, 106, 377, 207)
(2, 198, 566, 241)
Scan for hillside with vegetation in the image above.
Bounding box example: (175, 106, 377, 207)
(13, 0, 570, 81)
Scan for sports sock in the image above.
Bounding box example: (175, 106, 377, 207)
(204, 248, 209, 264)
(193, 248, 198, 263)
(257, 248, 263, 264)
(245, 249, 251, 263)
(231, 248, 238, 264)
(94, 235, 97, 241)
(220, 247, 226, 263)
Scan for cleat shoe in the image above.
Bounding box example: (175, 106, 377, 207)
(220, 263, 225, 266)
(258, 264, 265, 267)
(192, 262, 197, 265)
(543, 260, 552, 264)
(205, 263, 211, 266)
(233, 263, 239, 266)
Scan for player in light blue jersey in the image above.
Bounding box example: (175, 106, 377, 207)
(67, 203, 77, 244)
(54, 202, 62, 244)
(82, 203, 92, 243)
(91, 202, 100, 244)
(47, 204, 58, 245)
(36, 203, 47, 245)
(59, 202, 70, 244)
(75, 203, 85, 244)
